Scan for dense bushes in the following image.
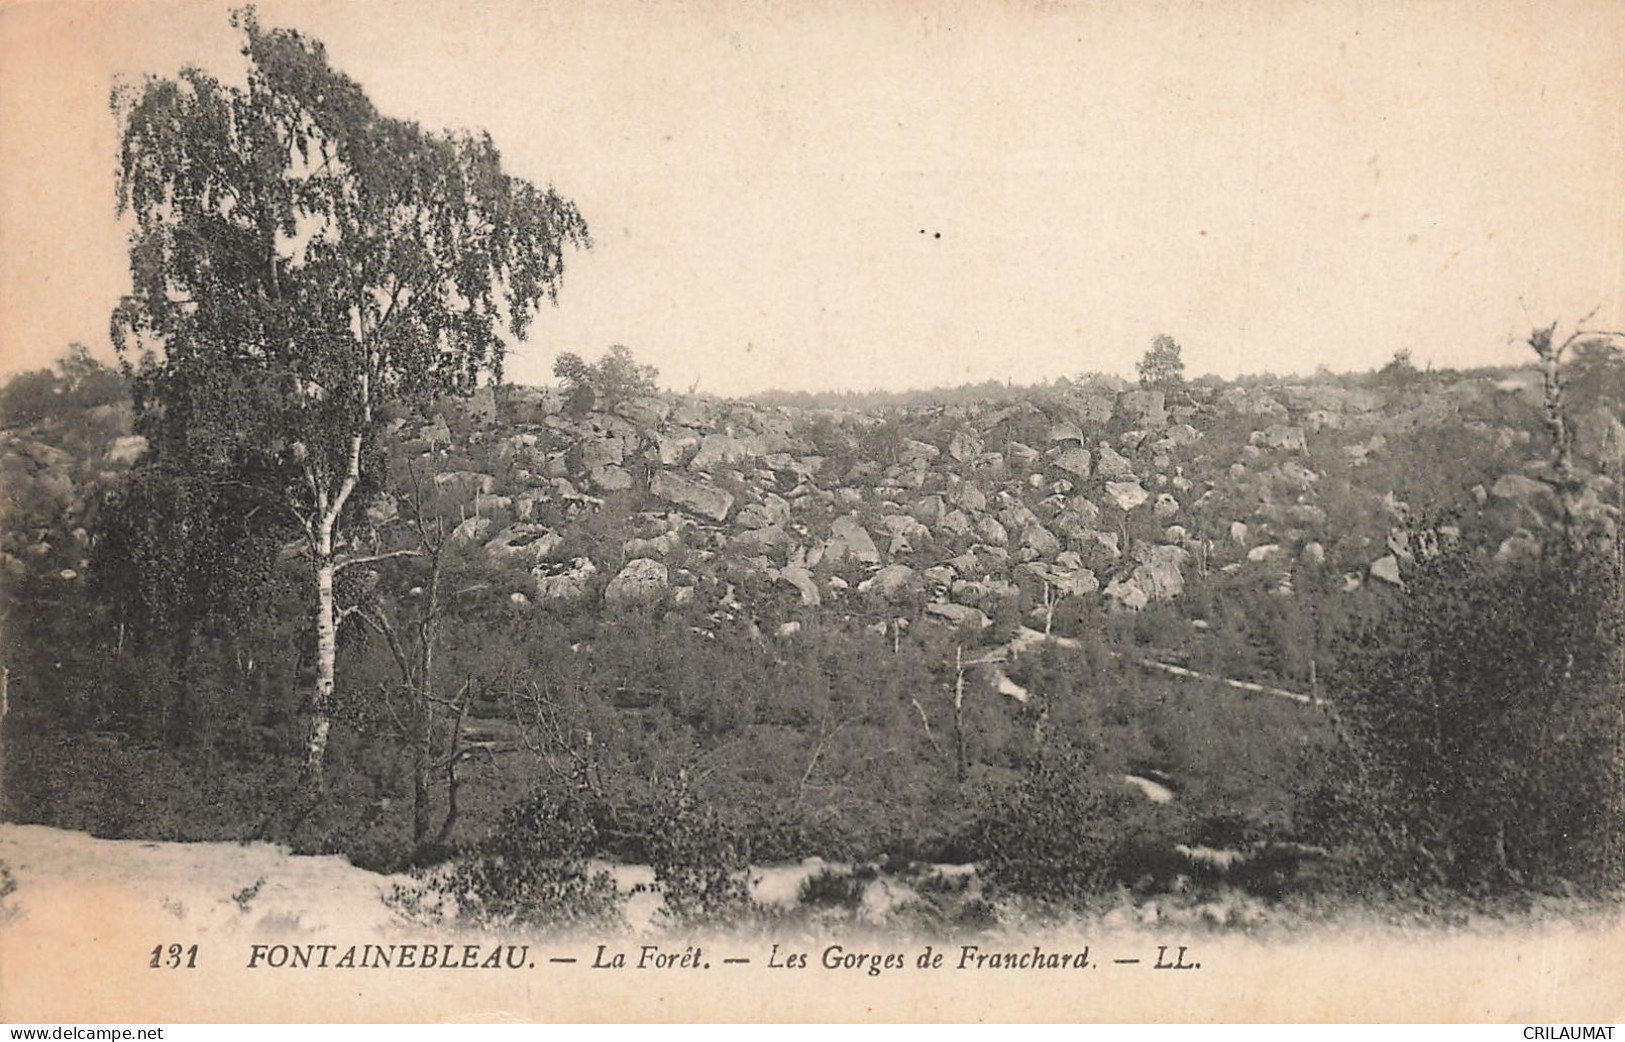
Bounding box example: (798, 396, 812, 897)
(1310, 541, 1624, 895)
(389, 789, 625, 934)
(641, 775, 760, 926)
(553, 345, 660, 416)
(970, 750, 1132, 903)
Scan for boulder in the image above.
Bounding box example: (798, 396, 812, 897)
(1052, 447, 1092, 479)
(1287, 504, 1327, 527)
(1575, 408, 1625, 464)
(948, 430, 984, 462)
(1118, 388, 1167, 427)
(690, 433, 749, 471)
(459, 386, 498, 424)
(505, 386, 560, 423)
(1250, 424, 1307, 453)
(1491, 473, 1552, 502)
(1096, 443, 1137, 481)
(1105, 480, 1149, 511)
(1273, 462, 1319, 489)
(1061, 498, 1101, 532)
(1079, 529, 1121, 564)
(1219, 387, 1289, 420)
(975, 516, 1009, 546)
(1162, 423, 1201, 448)
(899, 439, 941, 464)
(656, 432, 700, 466)
(948, 481, 987, 513)
(434, 470, 495, 497)
(450, 516, 493, 545)
(605, 558, 668, 603)
(614, 395, 670, 427)
(418, 418, 453, 446)
(1023, 561, 1099, 598)
(778, 565, 822, 607)
(1131, 543, 1188, 601)
(484, 524, 564, 565)
(910, 495, 946, 526)
(533, 557, 598, 601)
(825, 515, 882, 565)
(624, 529, 684, 558)
(1021, 524, 1061, 556)
(1006, 441, 1040, 465)
(998, 498, 1041, 533)
(669, 397, 714, 428)
(980, 400, 1046, 432)
(1494, 530, 1542, 565)
(1048, 420, 1086, 445)
(924, 602, 990, 629)
(858, 564, 918, 601)
(1058, 389, 1116, 427)
(735, 525, 791, 552)
(1370, 555, 1404, 587)
(883, 514, 931, 554)
(1104, 577, 1150, 611)
(651, 471, 734, 521)
(581, 433, 624, 470)
(737, 494, 792, 530)
(589, 464, 632, 491)
(513, 489, 549, 521)
(952, 578, 1020, 609)
(105, 434, 148, 466)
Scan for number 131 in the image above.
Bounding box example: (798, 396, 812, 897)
(149, 943, 198, 968)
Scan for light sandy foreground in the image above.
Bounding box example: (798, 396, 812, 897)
(1, 824, 1621, 1022)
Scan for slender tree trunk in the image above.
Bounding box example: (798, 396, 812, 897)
(953, 646, 966, 783)
(411, 549, 442, 852)
(304, 372, 369, 788)
(307, 524, 337, 781)
(412, 726, 432, 850)
(435, 688, 470, 849)
(411, 629, 434, 851)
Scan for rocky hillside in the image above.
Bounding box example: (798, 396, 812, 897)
(6, 365, 1615, 659)
(336, 369, 1599, 644)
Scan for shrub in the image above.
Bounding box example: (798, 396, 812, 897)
(969, 750, 1132, 905)
(797, 867, 866, 911)
(389, 789, 625, 934)
(553, 345, 659, 416)
(642, 774, 759, 927)
(1311, 541, 1624, 895)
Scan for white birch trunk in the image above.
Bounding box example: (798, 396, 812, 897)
(307, 521, 336, 777)
(305, 368, 369, 785)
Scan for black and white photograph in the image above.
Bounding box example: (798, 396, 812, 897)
(0, 0, 1622, 1024)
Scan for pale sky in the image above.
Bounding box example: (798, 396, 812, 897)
(2, 0, 1622, 395)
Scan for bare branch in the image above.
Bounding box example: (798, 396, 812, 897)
(333, 548, 423, 573)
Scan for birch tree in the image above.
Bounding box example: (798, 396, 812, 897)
(111, 7, 589, 785)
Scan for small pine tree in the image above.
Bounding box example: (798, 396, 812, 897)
(1137, 335, 1185, 388)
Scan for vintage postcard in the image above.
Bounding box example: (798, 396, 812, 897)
(1, 0, 1623, 1024)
